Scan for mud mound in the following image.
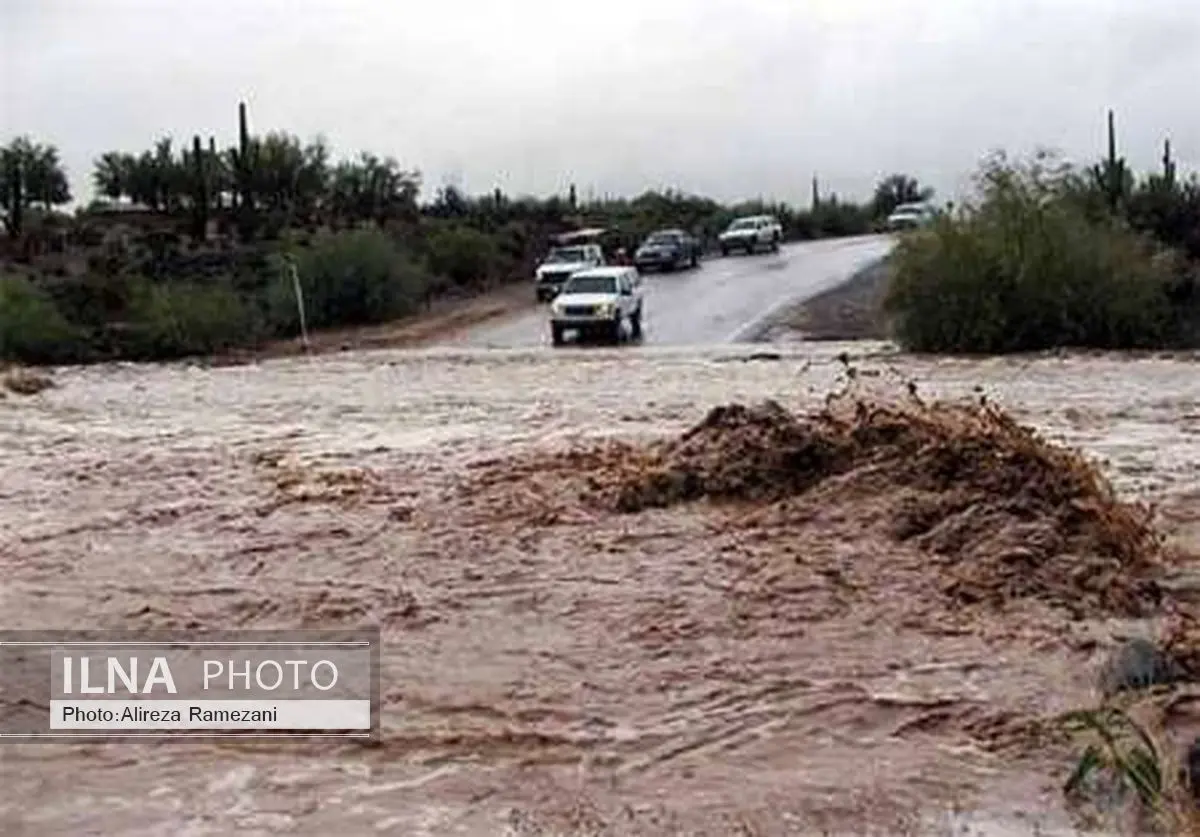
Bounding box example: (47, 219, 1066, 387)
(3, 367, 54, 395)
(612, 401, 855, 511)
(606, 396, 1165, 616)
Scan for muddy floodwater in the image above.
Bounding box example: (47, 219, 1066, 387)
(1, 342, 1198, 836)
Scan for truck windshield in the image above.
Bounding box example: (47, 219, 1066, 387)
(546, 247, 587, 263)
(563, 275, 617, 295)
(728, 219, 757, 231)
(646, 232, 679, 245)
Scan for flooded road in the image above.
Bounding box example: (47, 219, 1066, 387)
(456, 235, 897, 348)
(1, 342, 1199, 835)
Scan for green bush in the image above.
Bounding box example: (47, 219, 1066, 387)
(272, 228, 433, 334)
(884, 152, 1190, 353)
(424, 225, 502, 288)
(0, 274, 89, 363)
(119, 278, 264, 360)
(1126, 176, 1200, 261)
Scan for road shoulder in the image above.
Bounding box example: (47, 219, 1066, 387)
(753, 256, 894, 342)
(211, 283, 538, 365)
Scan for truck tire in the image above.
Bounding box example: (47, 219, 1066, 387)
(690, 250, 699, 268)
(770, 235, 780, 252)
(720, 245, 729, 257)
(630, 308, 643, 340)
(608, 318, 623, 344)
(550, 323, 565, 346)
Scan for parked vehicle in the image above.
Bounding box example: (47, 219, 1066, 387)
(534, 242, 605, 302)
(885, 202, 936, 230)
(634, 229, 700, 272)
(718, 215, 783, 255)
(548, 266, 643, 346)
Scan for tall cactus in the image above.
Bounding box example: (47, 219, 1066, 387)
(231, 101, 256, 240)
(1093, 109, 1128, 212)
(191, 135, 209, 242)
(1162, 138, 1176, 188)
(1105, 109, 1119, 209)
(209, 136, 222, 211)
(2, 150, 22, 238)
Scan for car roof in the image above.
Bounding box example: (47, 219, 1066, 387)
(552, 227, 609, 245)
(568, 266, 633, 279)
(648, 228, 685, 235)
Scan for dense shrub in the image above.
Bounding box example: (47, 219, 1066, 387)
(271, 228, 432, 334)
(884, 152, 1196, 353)
(1127, 177, 1200, 261)
(424, 225, 502, 288)
(0, 274, 88, 363)
(809, 200, 873, 238)
(118, 279, 264, 360)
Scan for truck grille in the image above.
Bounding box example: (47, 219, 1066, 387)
(539, 271, 572, 284)
(562, 305, 595, 317)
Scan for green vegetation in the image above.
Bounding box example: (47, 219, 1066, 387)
(0, 102, 909, 365)
(1060, 704, 1198, 833)
(885, 112, 1200, 354)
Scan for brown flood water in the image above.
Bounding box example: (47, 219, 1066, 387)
(1, 342, 1198, 836)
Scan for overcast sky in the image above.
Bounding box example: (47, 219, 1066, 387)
(4, 0, 1199, 206)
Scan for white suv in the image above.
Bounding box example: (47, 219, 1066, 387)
(886, 202, 936, 230)
(718, 215, 783, 255)
(535, 243, 605, 302)
(548, 266, 643, 346)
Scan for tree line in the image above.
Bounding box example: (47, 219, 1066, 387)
(0, 101, 941, 365)
(2, 102, 934, 245)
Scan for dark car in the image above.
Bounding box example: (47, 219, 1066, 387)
(634, 229, 700, 272)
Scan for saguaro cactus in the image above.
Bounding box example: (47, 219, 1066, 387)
(209, 136, 223, 211)
(191, 134, 209, 242)
(1162, 138, 1177, 188)
(1090, 109, 1128, 212)
(231, 101, 257, 239)
(2, 151, 23, 238)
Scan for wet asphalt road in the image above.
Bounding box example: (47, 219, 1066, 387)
(455, 234, 897, 348)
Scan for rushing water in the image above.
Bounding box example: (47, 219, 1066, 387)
(1, 342, 1196, 836)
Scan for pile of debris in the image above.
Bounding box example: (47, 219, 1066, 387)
(603, 395, 1166, 617)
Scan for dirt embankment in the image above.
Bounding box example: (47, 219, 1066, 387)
(211, 281, 537, 365)
(755, 257, 893, 342)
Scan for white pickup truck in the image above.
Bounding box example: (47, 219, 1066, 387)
(548, 266, 643, 346)
(534, 243, 606, 302)
(718, 215, 783, 255)
(885, 201, 937, 230)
